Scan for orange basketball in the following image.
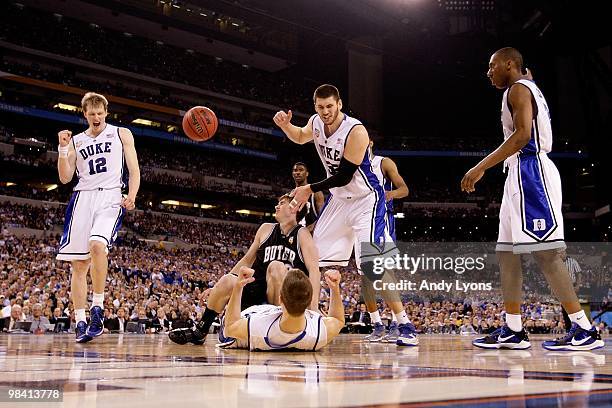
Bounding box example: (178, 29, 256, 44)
(182, 106, 218, 142)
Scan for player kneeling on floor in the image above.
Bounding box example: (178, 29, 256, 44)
(218, 267, 344, 351)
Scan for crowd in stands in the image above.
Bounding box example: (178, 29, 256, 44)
(1, 192, 610, 335)
(1, 142, 508, 207)
(124, 211, 255, 247)
(0, 4, 312, 111)
(137, 147, 291, 186)
(346, 300, 573, 335)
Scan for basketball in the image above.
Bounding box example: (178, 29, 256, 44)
(182, 106, 218, 142)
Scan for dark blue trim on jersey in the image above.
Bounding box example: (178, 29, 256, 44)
(343, 122, 363, 150)
(312, 194, 332, 236)
(109, 207, 126, 246)
(117, 128, 128, 190)
(518, 156, 558, 241)
(309, 194, 319, 218)
(384, 178, 394, 213)
(59, 191, 80, 250)
(521, 125, 538, 155)
(383, 176, 396, 240)
(517, 82, 541, 156)
(71, 137, 80, 178)
(358, 151, 387, 247)
(263, 314, 307, 349)
(312, 315, 322, 351)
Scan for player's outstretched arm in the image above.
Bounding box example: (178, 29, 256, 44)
(322, 269, 345, 343)
(119, 128, 140, 210)
(381, 158, 409, 201)
(224, 267, 255, 341)
(273, 111, 314, 145)
(461, 84, 533, 193)
(57, 130, 77, 184)
(297, 228, 321, 310)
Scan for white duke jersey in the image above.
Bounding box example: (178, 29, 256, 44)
(238, 304, 327, 351)
(502, 79, 553, 166)
(71, 124, 127, 191)
(312, 114, 377, 198)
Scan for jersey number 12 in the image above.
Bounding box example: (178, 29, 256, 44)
(88, 157, 107, 175)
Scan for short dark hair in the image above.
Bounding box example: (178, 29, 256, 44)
(313, 84, 340, 103)
(293, 162, 308, 171)
(494, 47, 523, 71)
(280, 269, 313, 316)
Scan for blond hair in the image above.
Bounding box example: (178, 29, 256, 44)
(81, 92, 108, 113)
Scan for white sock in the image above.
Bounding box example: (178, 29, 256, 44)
(391, 311, 397, 323)
(568, 310, 591, 330)
(506, 313, 522, 332)
(92, 293, 104, 308)
(369, 310, 382, 324)
(76, 309, 86, 324)
(395, 310, 410, 325)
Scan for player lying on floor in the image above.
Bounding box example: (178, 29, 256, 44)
(218, 267, 344, 351)
(168, 194, 320, 345)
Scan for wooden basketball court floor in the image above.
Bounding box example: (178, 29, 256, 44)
(0, 334, 610, 407)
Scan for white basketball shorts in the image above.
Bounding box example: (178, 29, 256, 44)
(56, 188, 125, 261)
(313, 191, 397, 270)
(496, 153, 565, 254)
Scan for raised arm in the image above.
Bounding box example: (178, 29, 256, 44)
(322, 269, 345, 343)
(118, 128, 140, 210)
(223, 267, 255, 341)
(461, 83, 533, 193)
(297, 228, 321, 310)
(273, 111, 315, 145)
(381, 157, 409, 201)
(57, 130, 77, 184)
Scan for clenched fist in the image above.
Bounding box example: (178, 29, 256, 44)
(324, 269, 341, 291)
(58, 130, 72, 147)
(237, 266, 255, 288)
(273, 110, 293, 129)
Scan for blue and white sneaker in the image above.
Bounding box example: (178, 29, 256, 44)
(396, 322, 419, 346)
(216, 316, 236, 348)
(85, 306, 104, 338)
(382, 322, 399, 343)
(473, 325, 531, 350)
(542, 323, 605, 351)
(364, 322, 386, 342)
(75, 321, 92, 343)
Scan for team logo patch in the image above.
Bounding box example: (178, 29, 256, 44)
(75, 141, 83, 148)
(532, 218, 547, 232)
(288, 237, 294, 245)
(314, 129, 320, 138)
(336, 138, 343, 146)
